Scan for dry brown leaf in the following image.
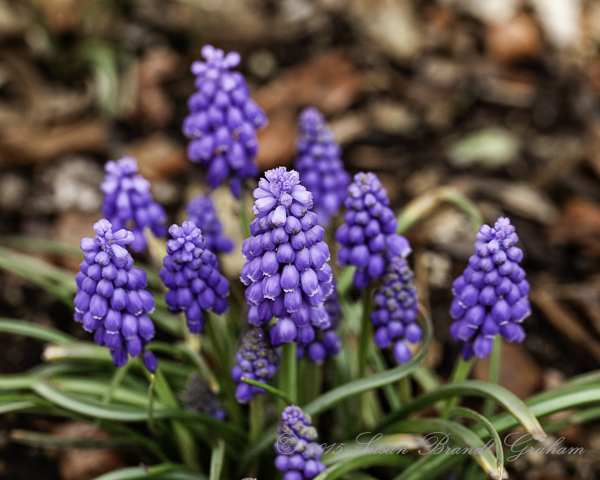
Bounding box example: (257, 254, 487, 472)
(530, 288, 600, 365)
(0, 121, 108, 167)
(547, 197, 600, 257)
(486, 13, 542, 64)
(124, 133, 188, 180)
(255, 108, 297, 170)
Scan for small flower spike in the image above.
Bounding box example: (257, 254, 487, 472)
(159, 221, 230, 334)
(183, 45, 267, 198)
(450, 217, 531, 360)
(240, 167, 335, 346)
(293, 107, 350, 226)
(371, 256, 421, 364)
(231, 328, 279, 403)
(183, 372, 226, 420)
(186, 194, 234, 254)
(336, 172, 411, 289)
(274, 405, 326, 480)
(74, 219, 157, 371)
(100, 157, 167, 252)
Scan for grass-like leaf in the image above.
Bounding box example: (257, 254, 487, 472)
(208, 439, 225, 480)
(0, 319, 77, 345)
(314, 453, 411, 480)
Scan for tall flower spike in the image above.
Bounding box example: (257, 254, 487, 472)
(335, 172, 411, 289)
(371, 256, 421, 364)
(101, 157, 167, 252)
(274, 405, 326, 480)
(183, 45, 267, 198)
(297, 282, 342, 364)
(231, 327, 279, 403)
(183, 372, 226, 420)
(159, 221, 230, 334)
(186, 194, 234, 254)
(240, 167, 335, 346)
(74, 219, 157, 371)
(294, 107, 350, 226)
(450, 217, 531, 360)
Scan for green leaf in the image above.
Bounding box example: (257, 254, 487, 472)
(93, 463, 206, 480)
(449, 407, 504, 480)
(208, 439, 225, 480)
(322, 434, 422, 465)
(313, 453, 411, 480)
(388, 418, 501, 479)
(0, 319, 77, 344)
(378, 380, 546, 442)
(241, 377, 293, 405)
(10, 429, 141, 449)
(304, 312, 432, 416)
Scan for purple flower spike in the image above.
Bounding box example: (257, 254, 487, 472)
(336, 172, 411, 289)
(231, 328, 279, 403)
(274, 406, 326, 480)
(186, 195, 234, 254)
(183, 45, 267, 198)
(159, 221, 230, 334)
(297, 282, 342, 364)
(183, 372, 226, 420)
(101, 157, 167, 252)
(241, 167, 335, 345)
(450, 217, 531, 360)
(74, 219, 157, 370)
(371, 256, 420, 364)
(294, 108, 350, 226)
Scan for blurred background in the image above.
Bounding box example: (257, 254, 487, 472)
(1, 0, 600, 478)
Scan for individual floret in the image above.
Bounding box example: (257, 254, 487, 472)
(100, 157, 167, 252)
(449, 217, 531, 360)
(74, 219, 157, 371)
(159, 221, 229, 334)
(335, 172, 411, 289)
(183, 45, 267, 198)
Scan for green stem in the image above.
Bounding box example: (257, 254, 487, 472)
(358, 287, 373, 378)
(242, 377, 293, 405)
(249, 394, 264, 443)
(484, 336, 502, 418)
(103, 361, 134, 405)
(147, 373, 158, 435)
(303, 360, 323, 405)
(239, 198, 252, 239)
(398, 377, 411, 405)
(280, 343, 298, 405)
(441, 357, 473, 418)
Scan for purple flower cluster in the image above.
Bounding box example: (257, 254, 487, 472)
(293, 107, 350, 226)
(74, 219, 157, 371)
(186, 194, 234, 254)
(159, 221, 229, 334)
(274, 406, 326, 480)
(336, 172, 411, 289)
(371, 256, 421, 364)
(183, 45, 267, 198)
(450, 217, 530, 360)
(101, 157, 167, 252)
(183, 372, 226, 420)
(231, 328, 278, 403)
(297, 284, 342, 364)
(240, 167, 335, 346)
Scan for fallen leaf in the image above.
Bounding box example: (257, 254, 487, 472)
(448, 127, 520, 168)
(547, 197, 600, 257)
(124, 133, 188, 180)
(486, 13, 542, 63)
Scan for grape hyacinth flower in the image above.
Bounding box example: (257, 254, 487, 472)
(371, 256, 421, 364)
(297, 283, 342, 364)
(74, 219, 157, 371)
(293, 107, 350, 226)
(335, 172, 411, 289)
(183, 45, 267, 198)
(101, 157, 167, 252)
(231, 328, 278, 403)
(274, 405, 326, 480)
(183, 372, 226, 420)
(159, 221, 230, 334)
(450, 217, 531, 360)
(240, 167, 335, 346)
(186, 194, 234, 254)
